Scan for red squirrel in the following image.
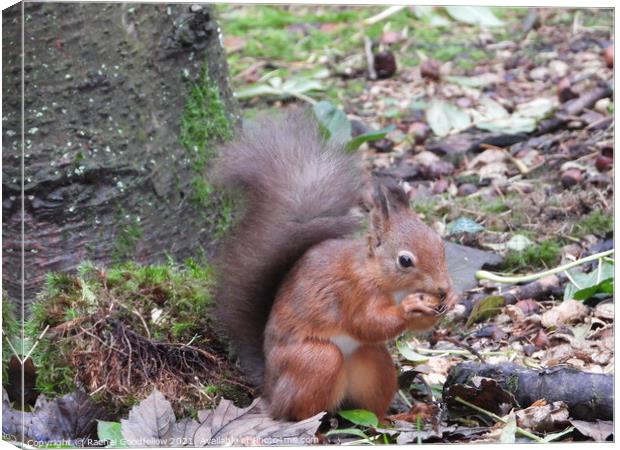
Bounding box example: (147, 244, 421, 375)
(213, 109, 456, 421)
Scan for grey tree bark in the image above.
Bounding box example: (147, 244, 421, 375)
(2, 2, 237, 311)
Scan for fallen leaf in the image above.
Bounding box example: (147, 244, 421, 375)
(426, 99, 471, 137)
(445, 378, 517, 416)
(569, 419, 613, 441)
(448, 217, 484, 235)
(467, 296, 505, 326)
(338, 409, 378, 427)
(499, 411, 517, 443)
(445, 73, 502, 88)
(313, 101, 352, 147)
(445, 6, 504, 27)
(515, 401, 570, 432)
(119, 391, 325, 447)
(2, 388, 103, 444)
(121, 389, 176, 446)
(541, 300, 589, 328)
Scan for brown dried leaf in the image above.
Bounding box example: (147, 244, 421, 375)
(121, 389, 176, 446)
(570, 419, 613, 441)
(120, 391, 324, 447)
(541, 300, 589, 328)
(515, 401, 569, 432)
(2, 388, 103, 444)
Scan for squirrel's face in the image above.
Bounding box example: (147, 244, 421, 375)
(373, 211, 454, 302)
(367, 180, 456, 317)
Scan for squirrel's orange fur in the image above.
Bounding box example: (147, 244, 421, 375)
(213, 109, 455, 421)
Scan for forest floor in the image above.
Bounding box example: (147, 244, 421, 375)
(216, 5, 615, 444)
(2, 5, 614, 447)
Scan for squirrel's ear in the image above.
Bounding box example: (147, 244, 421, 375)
(368, 179, 409, 254)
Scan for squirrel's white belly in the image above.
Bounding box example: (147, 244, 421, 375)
(330, 334, 360, 358)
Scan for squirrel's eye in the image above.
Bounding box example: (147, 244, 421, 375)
(397, 251, 415, 269)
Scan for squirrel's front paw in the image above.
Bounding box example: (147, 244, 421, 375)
(401, 293, 441, 318)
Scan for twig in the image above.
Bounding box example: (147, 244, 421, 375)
(363, 36, 377, 80)
(438, 337, 485, 363)
(454, 396, 545, 443)
(2, 330, 23, 364)
(363, 5, 406, 25)
(23, 324, 50, 361)
(476, 249, 614, 284)
(398, 389, 413, 408)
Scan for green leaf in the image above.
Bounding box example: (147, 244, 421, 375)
(97, 421, 126, 448)
(445, 6, 504, 27)
(345, 125, 396, 152)
(445, 74, 502, 88)
(396, 340, 430, 364)
(515, 98, 557, 121)
(413, 6, 452, 26)
(476, 116, 537, 134)
(565, 260, 614, 301)
(573, 278, 613, 300)
(447, 217, 484, 235)
(466, 295, 505, 327)
(234, 83, 279, 99)
(338, 409, 379, 427)
(426, 99, 471, 137)
(313, 101, 352, 146)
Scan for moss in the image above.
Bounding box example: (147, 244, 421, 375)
(26, 259, 251, 416)
(502, 239, 562, 272)
(179, 63, 235, 238)
(180, 66, 232, 172)
(112, 217, 143, 263)
(572, 209, 614, 238)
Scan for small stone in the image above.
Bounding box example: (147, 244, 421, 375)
(548, 60, 569, 78)
(374, 51, 397, 79)
(457, 183, 477, 196)
(594, 97, 611, 115)
(557, 77, 578, 103)
(432, 178, 449, 194)
(595, 155, 613, 172)
(529, 66, 549, 81)
(408, 122, 430, 145)
(420, 59, 441, 81)
(560, 168, 582, 188)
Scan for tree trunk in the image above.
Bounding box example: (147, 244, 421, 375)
(2, 2, 237, 311)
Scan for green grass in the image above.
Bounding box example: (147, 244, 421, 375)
(572, 209, 614, 238)
(502, 239, 562, 272)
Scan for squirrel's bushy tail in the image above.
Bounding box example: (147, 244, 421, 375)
(212, 109, 362, 385)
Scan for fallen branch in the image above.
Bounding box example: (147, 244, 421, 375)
(537, 84, 613, 135)
(444, 362, 613, 421)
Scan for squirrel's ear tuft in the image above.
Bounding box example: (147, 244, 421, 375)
(368, 178, 409, 254)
